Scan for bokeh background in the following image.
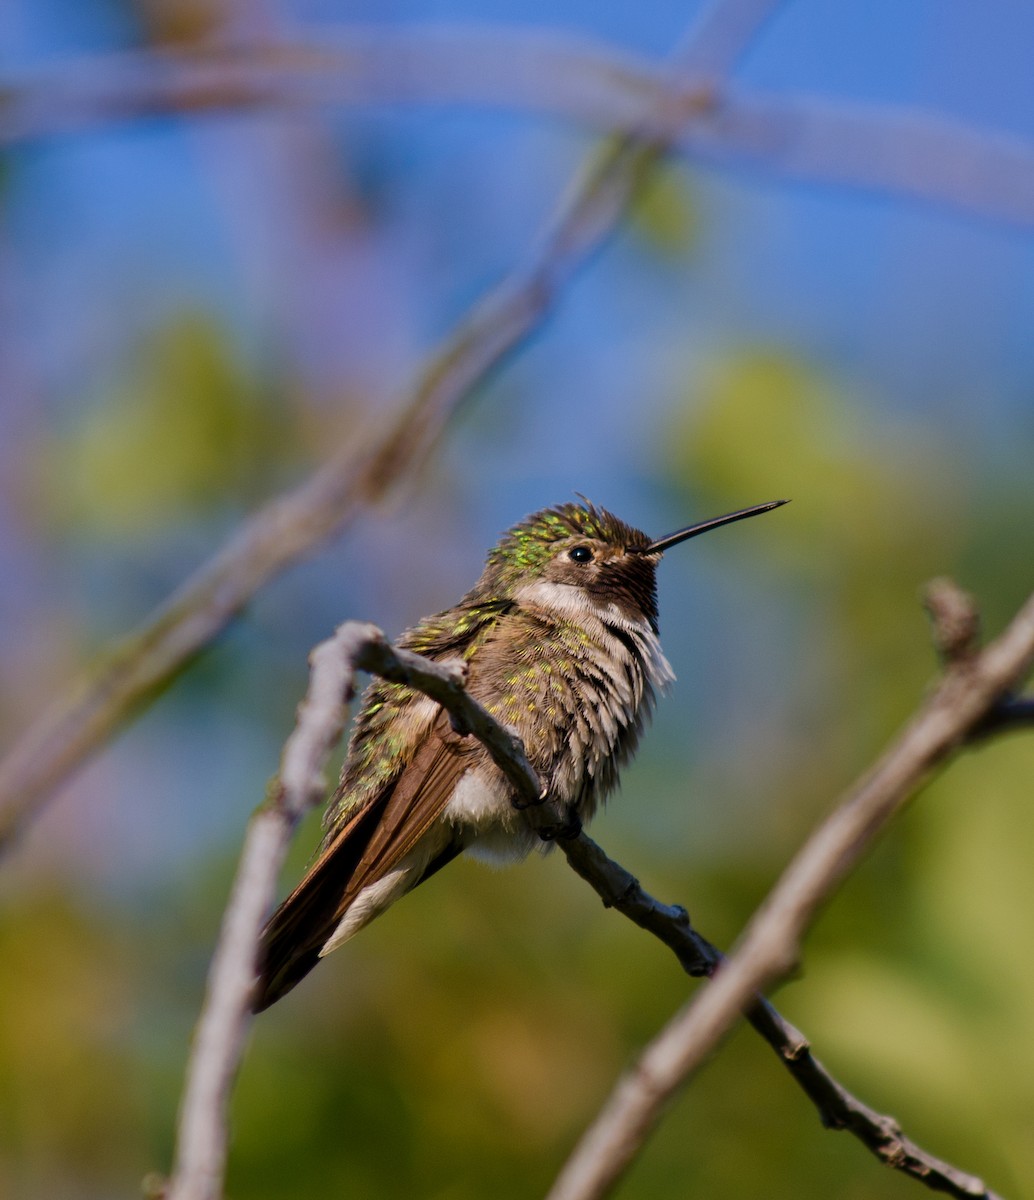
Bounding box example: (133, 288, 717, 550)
(2, 2, 1034, 1198)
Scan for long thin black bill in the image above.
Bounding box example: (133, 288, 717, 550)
(646, 499, 789, 554)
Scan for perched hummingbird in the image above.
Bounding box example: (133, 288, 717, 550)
(253, 498, 785, 1011)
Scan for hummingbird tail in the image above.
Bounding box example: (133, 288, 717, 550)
(253, 715, 473, 1011)
(252, 799, 387, 1013)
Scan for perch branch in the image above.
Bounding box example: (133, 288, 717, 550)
(165, 619, 565, 1200)
(546, 581, 1034, 1200)
(166, 614, 1012, 1200)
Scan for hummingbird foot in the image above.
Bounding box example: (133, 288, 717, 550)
(510, 786, 550, 811)
(537, 807, 583, 843)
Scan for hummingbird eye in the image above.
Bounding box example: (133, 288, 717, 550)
(568, 545, 594, 563)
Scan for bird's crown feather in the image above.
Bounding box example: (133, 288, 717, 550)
(471, 500, 650, 598)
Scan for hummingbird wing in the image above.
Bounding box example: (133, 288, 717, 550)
(252, 713, 473, 1011)
(253, 601, 510, 1011)
(331, 712, 472, 913)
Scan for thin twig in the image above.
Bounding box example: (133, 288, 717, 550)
(6, 31, 1034, 226)
(546, 584, 1034, 1200)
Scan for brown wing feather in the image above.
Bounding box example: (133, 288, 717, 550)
(251, 796, 388, 1012)
(252, 714, 473, 1011)
(333, 718, 471, 914)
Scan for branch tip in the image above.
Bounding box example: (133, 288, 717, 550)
(924, 577, 981, 664)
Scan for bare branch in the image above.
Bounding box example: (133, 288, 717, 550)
(548, 584, 1034, 1200)
(167, 621, 378, 1200)
(685, 91, 1034, 228)
(6, 29, 1034, 226)
(168, 593, 1010, 1200)
(737, 1002, 1003, 1199)
(0, 29, 663, 143)
(165, 619, 572, 1200)
(558, 836, 1003, 1200)
(560, 835, 715, 977)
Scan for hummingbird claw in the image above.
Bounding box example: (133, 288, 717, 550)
(511, 784, 550, 811)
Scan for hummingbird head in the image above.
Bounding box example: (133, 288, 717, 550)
(471, 498, 787, 632)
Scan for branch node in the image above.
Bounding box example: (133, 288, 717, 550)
(780, 1033, 811, 1064)
(612, 876, 642, 910)
(924, 577, 981, 664)
(538, 810, 583, 842)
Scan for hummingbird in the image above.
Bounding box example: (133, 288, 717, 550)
(252, 497, 786, 1011)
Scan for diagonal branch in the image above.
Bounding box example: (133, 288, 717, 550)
(0, 331, 505, 854)
(558, 837, 1007, 1200)
(0, 1, 781, 858)
(546, 582, 1034, 1200)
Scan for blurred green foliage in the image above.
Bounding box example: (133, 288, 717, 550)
(43, 314, 298, 537)
(0, 893, 151, 1196)
(628, 163, 699, 258)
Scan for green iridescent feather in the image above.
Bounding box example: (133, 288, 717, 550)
(479, 500, 649, 595)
